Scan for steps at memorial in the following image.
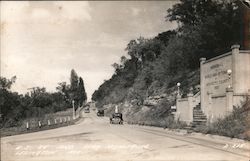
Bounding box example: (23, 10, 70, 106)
(192, 103, 207, 127)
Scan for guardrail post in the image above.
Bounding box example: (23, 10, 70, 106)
(54, 118, 57, 124)
(48, 120, 51, 126)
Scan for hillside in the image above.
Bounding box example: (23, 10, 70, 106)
(91, 1, 242, 124)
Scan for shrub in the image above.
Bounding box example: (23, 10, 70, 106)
(204, 98, 250, 140)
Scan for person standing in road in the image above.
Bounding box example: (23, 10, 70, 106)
(115, 105, 118, 113)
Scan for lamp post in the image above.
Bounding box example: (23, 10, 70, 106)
(72, 100, 75, 119)
(227, 69, 232, 89)
(177, 82, 181, 97)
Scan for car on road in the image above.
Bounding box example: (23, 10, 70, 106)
(97, 110, 104, 116)
(110, 113, 123, 124)
(84, 108, 90, 113)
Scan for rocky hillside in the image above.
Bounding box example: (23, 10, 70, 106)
(92, 0, 242, 125)
(102, 69, 200, 126)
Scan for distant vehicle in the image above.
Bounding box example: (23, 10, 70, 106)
(110, 113, 123, 124)
(84, 108, 90, 113)
(171, 105, 176, 112)
(97, 110, 104, 116)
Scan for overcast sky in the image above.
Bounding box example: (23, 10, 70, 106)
(1, 1, 177, 100)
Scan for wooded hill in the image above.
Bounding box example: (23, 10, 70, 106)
(92, 0, 242, 112)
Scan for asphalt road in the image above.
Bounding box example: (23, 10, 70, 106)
(1, 110, 250, 161)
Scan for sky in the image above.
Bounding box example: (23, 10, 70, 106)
(0, 1, 177, 100)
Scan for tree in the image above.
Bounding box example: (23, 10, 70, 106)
(70, 69, 79, 107)
(112, 63, 121, 74)
(0, 76, 72, 128)
(30, 87, 53, 109)
(125, 38, 148, 69)
(0, 76, 28, 127)
(0, 76, 16, 90)
(166, 0, 219, 27)
(120, 56, 127, 66)
(78, 77, 87, 107)
(166, 0, 241, 62)
(155, 30, 176, 45)
(56, 82, 71, 102)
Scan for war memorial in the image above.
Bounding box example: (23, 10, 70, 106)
(175, 45, 250, 125)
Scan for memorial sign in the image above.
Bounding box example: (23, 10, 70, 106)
(202, 55, 232, 96)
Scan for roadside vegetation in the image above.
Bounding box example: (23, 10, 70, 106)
(195, 98, 250, 140)
(0, 69, 87, 129)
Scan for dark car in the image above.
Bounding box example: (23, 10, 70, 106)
(84, 108, 90, 113)
(97, 110, 104, 116)
(110, 113, 123, 124)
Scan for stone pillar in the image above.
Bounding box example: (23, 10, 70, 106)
(200, 58, 206, 112)
(187, 93, 194, 123)
(206, 92, 211, 123)
(226, 87, 234, 114)
(231, 44, 240, 93)
(175, 95, 181, 121)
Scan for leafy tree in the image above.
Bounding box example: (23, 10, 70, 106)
(155, 30, 176, 45)
(70, 69, 79, 108)
(166, 0, 241, 65)
(0, 76, 16, 90)
(78, 77, 87, 107)
(120, 56, 128, 67)
(0, 76, 71, 128)
(29, 87, 53, 108)
(56, 82, 71, 102)
(112, 63, 122, 74)
(69, 69, 88, 109)
(125, 37, 147, 69)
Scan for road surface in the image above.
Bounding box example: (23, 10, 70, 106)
(1, 110, 250, 161)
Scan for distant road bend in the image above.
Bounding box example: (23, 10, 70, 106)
(1, 111, 250, 161)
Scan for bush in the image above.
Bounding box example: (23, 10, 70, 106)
(198, 98, 250, 140)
